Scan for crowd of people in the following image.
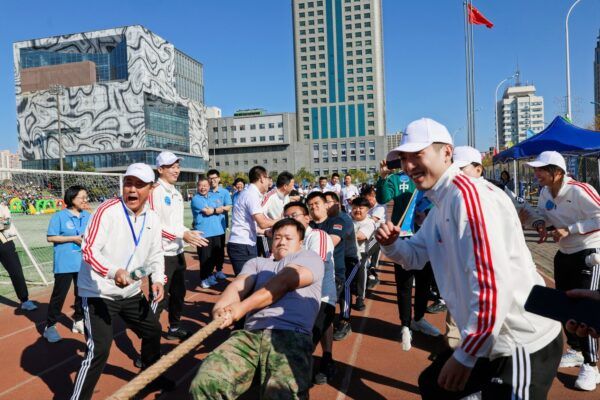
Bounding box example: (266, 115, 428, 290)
(0, 115, 599, 399)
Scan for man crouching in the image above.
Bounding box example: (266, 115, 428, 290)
(190, 218, 324, 400)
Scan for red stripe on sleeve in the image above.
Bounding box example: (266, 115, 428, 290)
(82, 199, 120, 276)
(568, 181, 600, 206)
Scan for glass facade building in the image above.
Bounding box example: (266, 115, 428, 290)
(174, 50, 204, 103)
(20, 37, 128, 82)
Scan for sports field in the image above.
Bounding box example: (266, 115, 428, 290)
(0, 203, 196, 299)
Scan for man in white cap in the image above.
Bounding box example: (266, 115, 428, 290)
(71, 163, 173, 400)
(151, 151, 208, 341)
(376, 118, 562, 399)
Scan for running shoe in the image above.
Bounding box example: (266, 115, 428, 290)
(353, 296, 366, 311)
(214, 271, 228, 280)
(400, 326, 412, 351)
(72, 319, 85, 334)
(314, 359, 336, 385)
(366, 275, 380, 290)
(166, 327, 190, 340)
(333, 320, 352, 341)
(574, 363, 600, 391)
(21, 300, 37, 311)
(43, 325, 62, 343)
(200, 275, 218, 289)
(411, 318, 441, 337)
(426, 300, 447, 314)
(559, 348, 584, 368)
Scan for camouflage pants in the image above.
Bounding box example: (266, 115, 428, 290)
(190, 329, 312, 400)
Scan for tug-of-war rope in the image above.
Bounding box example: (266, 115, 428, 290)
(106, 316, 225, 400)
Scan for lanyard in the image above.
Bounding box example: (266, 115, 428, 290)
(120, 199, 147, 269)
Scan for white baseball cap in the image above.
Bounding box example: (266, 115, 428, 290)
(386, 118, 453, 160)
(156, 151, 183, 168)
(453, 146, 483, 168)
(124, 163, 155, 183)
(526, 151, 566, 171)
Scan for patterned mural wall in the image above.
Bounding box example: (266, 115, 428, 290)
(14, 25, 207, 162)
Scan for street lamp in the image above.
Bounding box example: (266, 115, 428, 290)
(565, 0, 583, 121)
(495, 73, 516, 150)
(48, 84, 65, 197)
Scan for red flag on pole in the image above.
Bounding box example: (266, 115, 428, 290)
(468, 4, 494, 28)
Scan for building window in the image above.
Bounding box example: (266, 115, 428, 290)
(212, 127, 218, 132)
(260, 136, 266, 142)
(259, 124, 266, 129)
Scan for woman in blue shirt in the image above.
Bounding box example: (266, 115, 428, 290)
(43, 185, 91, 343)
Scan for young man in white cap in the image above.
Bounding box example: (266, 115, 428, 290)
(71, 163, 173, 400)
(151, 151, 208, 340)
(376, 118, 562, 399)
(525, 151, 600, 391)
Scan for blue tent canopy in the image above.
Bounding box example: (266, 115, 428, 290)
(493, 116, 600, 163)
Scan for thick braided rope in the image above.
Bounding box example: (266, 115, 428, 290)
(106, 317, 224, 400)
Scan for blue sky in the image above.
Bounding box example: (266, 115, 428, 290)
(0, 0, 598, 153)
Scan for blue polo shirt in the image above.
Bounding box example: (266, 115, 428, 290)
(191, 193, 225, 238)
(47, 209, 91, 274)
(210, 187, 232, 231)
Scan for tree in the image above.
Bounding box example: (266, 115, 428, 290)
(234, 171, 249, 183)
(294, 168, 315, 186)
(55, 161, 96, 172)
(348, 169, 368, 184)
(219, 171, 234, 187)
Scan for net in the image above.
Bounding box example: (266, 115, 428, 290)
(0, 168, 123, 296)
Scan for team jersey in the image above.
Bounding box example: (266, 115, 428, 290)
(381, 165, 561, 368)
(532, 176, 600, 254)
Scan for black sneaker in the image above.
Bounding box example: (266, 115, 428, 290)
(166, 327, 190, 340)
(426, 301, 447, 314)
(314, 359, 336, 385)
(146, 376, 176, 392)
(134, 358, 144, 369)
(366, 275, 380, 290)
(353, 297, 366, 311)
(333, 320, 352, 341)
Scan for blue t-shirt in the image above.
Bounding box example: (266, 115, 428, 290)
(191, 193, 225, 238)
(210, 187, 232, 231)
(47, 209, 91, 274)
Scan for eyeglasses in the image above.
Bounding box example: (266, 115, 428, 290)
(74, 196, 89, 202)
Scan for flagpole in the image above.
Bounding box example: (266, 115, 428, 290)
(469, 0, 476, 147)
(463, 1, 473, 146)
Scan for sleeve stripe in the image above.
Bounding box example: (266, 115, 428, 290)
(162, 230, 176, 240)
(261, 189, 276, 207)
(81, 199, 119, 276)
(148, 190, 155, 210)
(568, 181, 600, 206)
(318, 230, 327, 261)
(453, 175, 498, 356)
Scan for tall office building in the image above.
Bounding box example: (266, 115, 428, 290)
(292, 0, 386, 177)
(386, 131, 403, 153)
(0, 150, 21, 180)
(497, 84, 544, 148)
(594, 30, 600, 124)
(13, 25, 208, 179)
(207, 109, 309, 176)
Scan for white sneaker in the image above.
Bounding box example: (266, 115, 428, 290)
(401, 326, 412, 351)
(214, 271, 227, 280)
(559, 348, 584, 368)
(72, 319, 85, 334)
(200, 275, 217, 289)
(43, 325, 62, 343)
(411, 318, 441, 337)
(21, 300, 37, 311)
(574, 364, 600, 391)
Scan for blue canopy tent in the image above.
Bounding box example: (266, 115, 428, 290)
(493, 116, 600, 193)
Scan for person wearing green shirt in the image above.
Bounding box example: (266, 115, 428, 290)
(375, 159, 440, 352)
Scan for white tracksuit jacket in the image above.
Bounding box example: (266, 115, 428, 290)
(78, 198, 166, 300)
(382, 165, 561, 367)
(149, 179, 188, 256)
(532, 176, 600, 254)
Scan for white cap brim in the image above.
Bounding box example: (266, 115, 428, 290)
(453, 160, 471, 168)
(526, 161, 549, 168)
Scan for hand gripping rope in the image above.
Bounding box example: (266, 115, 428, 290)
(106, 316, 225, 400)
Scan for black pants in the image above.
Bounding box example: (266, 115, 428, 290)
(227, 242, 257, 276)
(215, 234, 226, 272)
(554, 248, 599, 364)
(312, 302, 336, 347)
(150, 253, 187, 329)
(256, 235, 272, 258)
(394, 262, 433, 327)
(0, 240, 29, 302)
(418, 333, 562, 400)
(198, 235, 225, 280)
(338, 257, 359, 321)
(47, 272, 83, 326)
(70, 294, 161, 400)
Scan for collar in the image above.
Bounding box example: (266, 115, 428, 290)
(158, 178, 175, 193)
(124, 201, 149, 217)
(552, 176, 572, 200)
(211, 186, 222, 193)
(67, 208, 84, 219)
(250, 183, 262, 196)
(424, 164, 460, 207)
(305, 225, 313, 236)
(276, 188, 287, 200)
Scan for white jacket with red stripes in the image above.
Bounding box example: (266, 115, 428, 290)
(150, 178, 188, 256)
(534, 176, 600, 254)
(77, 198, 166, 300)
(381, 164, 561, 368)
